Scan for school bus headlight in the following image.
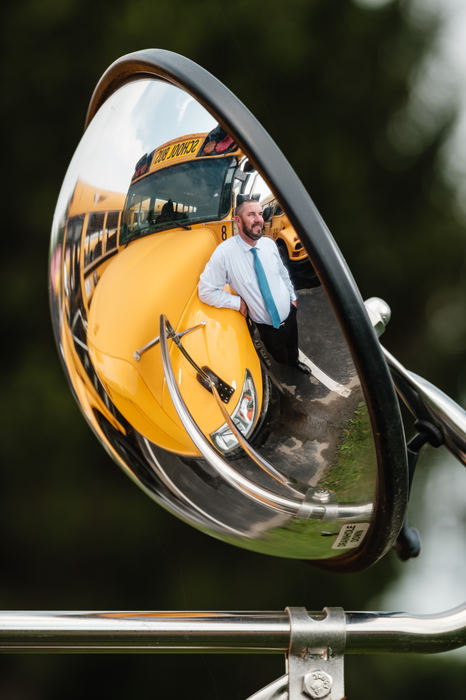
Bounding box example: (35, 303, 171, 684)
(210, 370, 258, 453)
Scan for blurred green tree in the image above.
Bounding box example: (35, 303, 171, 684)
(0, 0, 464, 698)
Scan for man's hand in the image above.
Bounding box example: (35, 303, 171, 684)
(239, 298, 248, 317)
(291, 300, 297, 307)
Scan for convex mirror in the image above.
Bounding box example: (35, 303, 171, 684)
(49, 50, 408, 571)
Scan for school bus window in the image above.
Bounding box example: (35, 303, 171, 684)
(219, 163, 235, 216)
(105, 210, 119, 252)
(274, 203, 283, 216)
(84, 276, 93, 300)
(120, 157, 236, 245)
(63, 215, 84, 301)
(84, 212, 105, 267)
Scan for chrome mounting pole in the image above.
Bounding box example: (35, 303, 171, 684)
(0, 604, 464, 700)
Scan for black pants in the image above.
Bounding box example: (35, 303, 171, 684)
(254, 305, 299, 366)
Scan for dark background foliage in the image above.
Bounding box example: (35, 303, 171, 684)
(1, 0, 464, 697)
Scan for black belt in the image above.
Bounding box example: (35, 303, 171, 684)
(251, 305, 294, 329)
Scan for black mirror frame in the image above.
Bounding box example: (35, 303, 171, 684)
(79, 48, 408, 572)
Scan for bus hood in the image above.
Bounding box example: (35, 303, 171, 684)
(87, 227, 262, 455)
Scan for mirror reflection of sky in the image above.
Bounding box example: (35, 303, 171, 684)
(51, 80, 217, 246)
(50, 76, 274, 251)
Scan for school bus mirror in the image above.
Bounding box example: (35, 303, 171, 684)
(49, 50, 408, 573)
(262, 205, 273, 222)
(242, 159, 255, 173)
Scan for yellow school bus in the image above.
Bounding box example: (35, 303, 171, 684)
(64, 180, 125, 314)
(86, 127, 268, 457)
(57, 181, 128, 444)
(262, 194, 319, 287)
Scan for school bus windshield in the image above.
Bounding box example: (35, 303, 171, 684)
(120, 156, 236, 245)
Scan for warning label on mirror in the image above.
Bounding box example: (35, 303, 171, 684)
(332, 523, 370, 549)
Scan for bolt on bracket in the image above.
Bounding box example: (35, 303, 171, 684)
(286, 606, 346, 700)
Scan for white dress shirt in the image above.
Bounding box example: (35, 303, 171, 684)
(198, 235, 296, 325)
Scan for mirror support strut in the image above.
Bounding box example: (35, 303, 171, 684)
(394, 427, 443, 561)
(364, 297, 466, 466)
(394, 432, 425, 561)
(365, 296, 466, 559)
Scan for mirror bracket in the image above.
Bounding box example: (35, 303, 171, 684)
(162, 317, 234, 403)
(249, 607, 346, 700)
(286, 606, 345, 700)
(394, 421, 445, 562)
(196, 366, 235, 404)
(134, 321, 206, 361)
(394, 432, 424, 561)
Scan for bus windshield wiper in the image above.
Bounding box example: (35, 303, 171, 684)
(165, 213, 191, 230)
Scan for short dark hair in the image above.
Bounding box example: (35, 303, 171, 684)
(235, 197, 261, 217)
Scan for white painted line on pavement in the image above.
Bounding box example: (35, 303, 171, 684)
(298, 350, 352, 398)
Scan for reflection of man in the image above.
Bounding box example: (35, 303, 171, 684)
(198, 198, 310, 373)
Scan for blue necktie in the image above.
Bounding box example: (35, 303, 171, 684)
(250, 247, 281, 329)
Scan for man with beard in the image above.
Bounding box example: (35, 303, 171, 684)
(198, 198, 310, 373)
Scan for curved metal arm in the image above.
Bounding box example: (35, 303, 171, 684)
(345, 604, 466, 653)
(159, 314, 310, 518)
(364, 297, 466, 466)
(382, 346, 466, 466)
(160, 314, 373, 522)
(140, 437, 246, 538)
(210, 382, 305, 498)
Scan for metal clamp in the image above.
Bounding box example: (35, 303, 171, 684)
(246, 607, 346, 700)
(286, 607, 346, 700)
